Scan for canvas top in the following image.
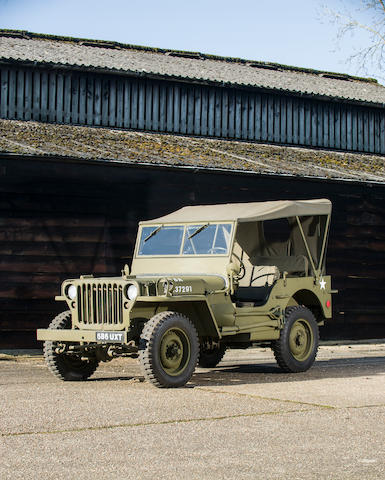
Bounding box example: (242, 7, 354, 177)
(140, 199, 332, 224)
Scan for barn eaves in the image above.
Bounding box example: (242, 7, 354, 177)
(1, 30, 385, 108)
(1, 119, 385, 183)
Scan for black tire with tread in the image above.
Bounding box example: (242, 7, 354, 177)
(139, 311, 199, 388)
(272, 306, 319, 373)
(43, 310, 99, 381)
(198, 344, 226, 368)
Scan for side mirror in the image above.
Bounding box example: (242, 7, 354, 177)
(122, 264, 130, 277)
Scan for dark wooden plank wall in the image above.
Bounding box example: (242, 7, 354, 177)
(1, 65, 385, 154)
(1, 155, 385, 348)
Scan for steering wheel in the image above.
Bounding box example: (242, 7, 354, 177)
(231, 252, 246, 280)
(208, 247, 227, 254)
(250, 273, 274, 285)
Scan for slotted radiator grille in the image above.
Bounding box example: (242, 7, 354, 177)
(77, 283, 123, 325)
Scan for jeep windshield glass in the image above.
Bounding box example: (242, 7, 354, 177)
(138, 223, 232, 256)
(183, 224, 232, 255)
(138, 226, 185, 255)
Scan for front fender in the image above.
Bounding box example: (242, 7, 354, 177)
(132, 296, 222, 339)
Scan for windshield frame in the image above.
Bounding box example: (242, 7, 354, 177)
(135, 222, 235, 258)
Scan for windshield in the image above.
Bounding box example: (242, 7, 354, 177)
(138, 223, 232, 256)
(139, 226, 185, 255)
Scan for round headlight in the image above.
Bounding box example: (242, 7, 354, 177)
(126, 283, 138, 301)
(67, 284, 77, 300)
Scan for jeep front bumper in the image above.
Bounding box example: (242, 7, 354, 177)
(36, 329, 127, 343)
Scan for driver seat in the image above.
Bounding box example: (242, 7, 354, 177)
(233, 243, 279, 288)
(232, 243, 279, 306)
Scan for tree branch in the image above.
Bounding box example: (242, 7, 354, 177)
(322, 0, 385, 80)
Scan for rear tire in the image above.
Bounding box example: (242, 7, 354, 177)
(272, 306, 319, 373)
(43, 311, 99, 381)
(198, 344, 226, 368)
(139, 311, 199, 388)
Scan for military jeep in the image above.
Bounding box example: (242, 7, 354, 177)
(37, 199, 334, 388)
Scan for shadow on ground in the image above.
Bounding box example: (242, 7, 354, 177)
(88, 355, 385, 387)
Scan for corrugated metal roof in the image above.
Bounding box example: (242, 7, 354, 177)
(1, 119, 385, 183)
(1, 30, 385, 107)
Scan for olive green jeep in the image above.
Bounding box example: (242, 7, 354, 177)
(37, 199, 334, 388)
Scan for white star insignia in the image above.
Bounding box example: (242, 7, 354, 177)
(319, 278, 326, 290)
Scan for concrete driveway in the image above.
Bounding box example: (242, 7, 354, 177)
(1, 343, 384, 480)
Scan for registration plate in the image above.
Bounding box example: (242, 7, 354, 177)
(95, 331, 126, 343)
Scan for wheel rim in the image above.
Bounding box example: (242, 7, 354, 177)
(159, 328, 191, 376)
(289, 319, 314, 361)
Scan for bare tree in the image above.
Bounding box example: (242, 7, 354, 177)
(323, 0, 385, 79)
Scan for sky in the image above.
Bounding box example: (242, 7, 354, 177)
(0, 0, 383, 83)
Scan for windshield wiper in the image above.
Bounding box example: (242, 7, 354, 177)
(188, 224, 208, 239)
(144, 226, 162, 243)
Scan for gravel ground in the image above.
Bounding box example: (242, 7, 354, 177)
(1, 343, 384, 480)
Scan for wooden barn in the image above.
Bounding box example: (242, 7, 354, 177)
(1, 30, 385, 348)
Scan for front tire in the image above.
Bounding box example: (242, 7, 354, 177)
(272, 306, 319, 373)
(139, 311, 199, 388)
(43, 311, 99, 381)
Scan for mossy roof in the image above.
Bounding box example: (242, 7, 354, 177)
(1, 119, 385, 183)
(1, 30, 385, 107)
